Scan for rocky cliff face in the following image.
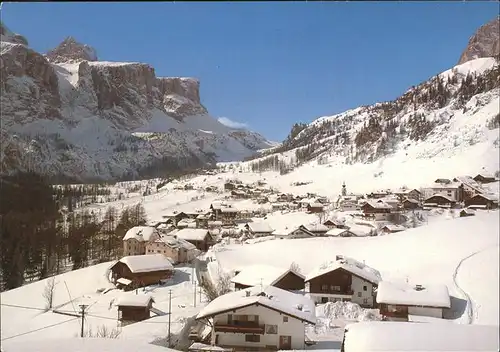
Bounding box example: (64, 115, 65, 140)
(458, 16, 500, 65)
(0, 27, 273, 182)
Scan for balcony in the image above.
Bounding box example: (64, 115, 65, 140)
(313, 288, 354, 296)
(214, 322, 265, 334)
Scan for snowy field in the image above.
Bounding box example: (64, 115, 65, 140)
(1, 264, 204, 350)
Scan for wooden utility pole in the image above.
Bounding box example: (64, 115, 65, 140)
(79, 304, 88, 338)
(193, 281, 197, 307)
(168, 290, 172, 347)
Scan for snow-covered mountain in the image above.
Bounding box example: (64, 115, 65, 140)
(0, 23, 274, 182)
(248, 57, 499, 182)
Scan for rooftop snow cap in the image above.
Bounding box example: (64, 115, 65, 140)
(415, 284, 425, 291)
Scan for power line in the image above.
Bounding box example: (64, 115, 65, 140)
(1, 317, 79, 341)
(1, 303, 46, 311)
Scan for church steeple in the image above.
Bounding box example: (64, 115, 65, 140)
(341, 182, 347, 196)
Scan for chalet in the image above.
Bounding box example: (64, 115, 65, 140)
(366, 190, 392, 199)
(110, 254, 174, 290)
(219, 208, 240, 225)
(231, 264, 305, 291)
(273, 227, 314, 240)
(175, 228, 213, 251)
(464, 193, 499, 209)
(459, 208, 476, 217)
(325, 228, 359, 237)
(122, 226, 161, 256)
(195, 286, 316, 350)
(422, 181, 464, 202)
(323, 218, 347, 229)
(177, 218, 197, 229)
(145, 235, 198, 264)
(299, 223, 329, 236)
(271, 203, 288, 211)
(163, 211, 191, 226)
(423, 194, 456, 208)
(231, 190, 248, 199)
(244, 222, 274, 238)
(360, 201, 393, 221)
(380, 224, 406, 234)
(196, 213, 212, 228)
(394, 188, 421, 201)
(116, 295, 154, 323)
(338, 196, 358, 212)
(473, 173, 497, 184)
(326, 225, 374, 237)
(257, 196, 269, 204)
(305, 255, 381, 307)
(207, 220, 223, 229)
(453, 176, 484, 200)
(342, 322, 500, 352)
(401, 198, 420, 210)
(224, 182, 236, 191)
(306, 203, 324, 213)
(376, 281, 451, 321)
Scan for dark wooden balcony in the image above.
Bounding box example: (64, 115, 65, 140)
(312, 287, 354, 295)
(214, 322, 265, 334)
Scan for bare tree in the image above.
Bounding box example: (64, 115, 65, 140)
(42, 276, 57, 311)
(82, 325, 121, 338)
(200, 269, 232, 302)
(316, 211, 327, 224)
(290, 262, 302, 274)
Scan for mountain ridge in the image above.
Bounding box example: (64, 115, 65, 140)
(0, 23, 274, 182)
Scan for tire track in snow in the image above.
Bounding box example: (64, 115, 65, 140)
(452, 247, 491, 324)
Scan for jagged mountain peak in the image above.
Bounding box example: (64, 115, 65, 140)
(46, 36, 98, 63)
(458, 16, 500, 65)
(0, 21, 28, 46)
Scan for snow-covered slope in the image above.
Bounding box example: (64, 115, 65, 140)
(0, 28, 273, 182)
(243, 57, 499, 190)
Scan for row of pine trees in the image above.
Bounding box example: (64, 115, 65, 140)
(0, 172, 147, 291)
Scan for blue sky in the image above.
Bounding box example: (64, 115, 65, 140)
(3, 2, 498, 141)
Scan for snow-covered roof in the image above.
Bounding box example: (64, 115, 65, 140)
(376, 281, 450, 308)
(246, 221, 274, 233)
(347, 224, 374, 236)
(325, 228, 348, 237)
(362, 200, 393, 209)
(472, 193, 499, 201)
(381, 224, 406, 232)
(343, 321, 499, 351)
(301, 223, 329, 233)
(305, 255, 381, 284)
(324, 218, 345, 225)
(460, 208, 476, 215)
(428, 181, 461, 189)
(155, 235, 197, 251)
(403, 198, 419, 204)
(116, 254, 174, 273)
(196, 285, 315, 324)
(231, 264, 304, 287)
(220, 208, 239, 213)
(116, 294, 154, 307)
(123, 226, 159, 242)
(116, 278, 132, 286)
(424, 194, 453, 202)
(175, 228, 209, 241)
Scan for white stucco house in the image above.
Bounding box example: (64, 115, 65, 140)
(195, 285, 316, 350)
(304, 255, 382, 307)
(376, 281, 451, 321)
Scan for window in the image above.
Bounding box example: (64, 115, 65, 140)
(331, 285, 341, 291)
(363, 298, 368, 304)
(265, 324, 278, 334)
(321, 284, 328, 291)
(283, 316, 288, 323)
(245, 334, 260, 342)
(357, 292, 362, 297)
(363, 285, 367, 291)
